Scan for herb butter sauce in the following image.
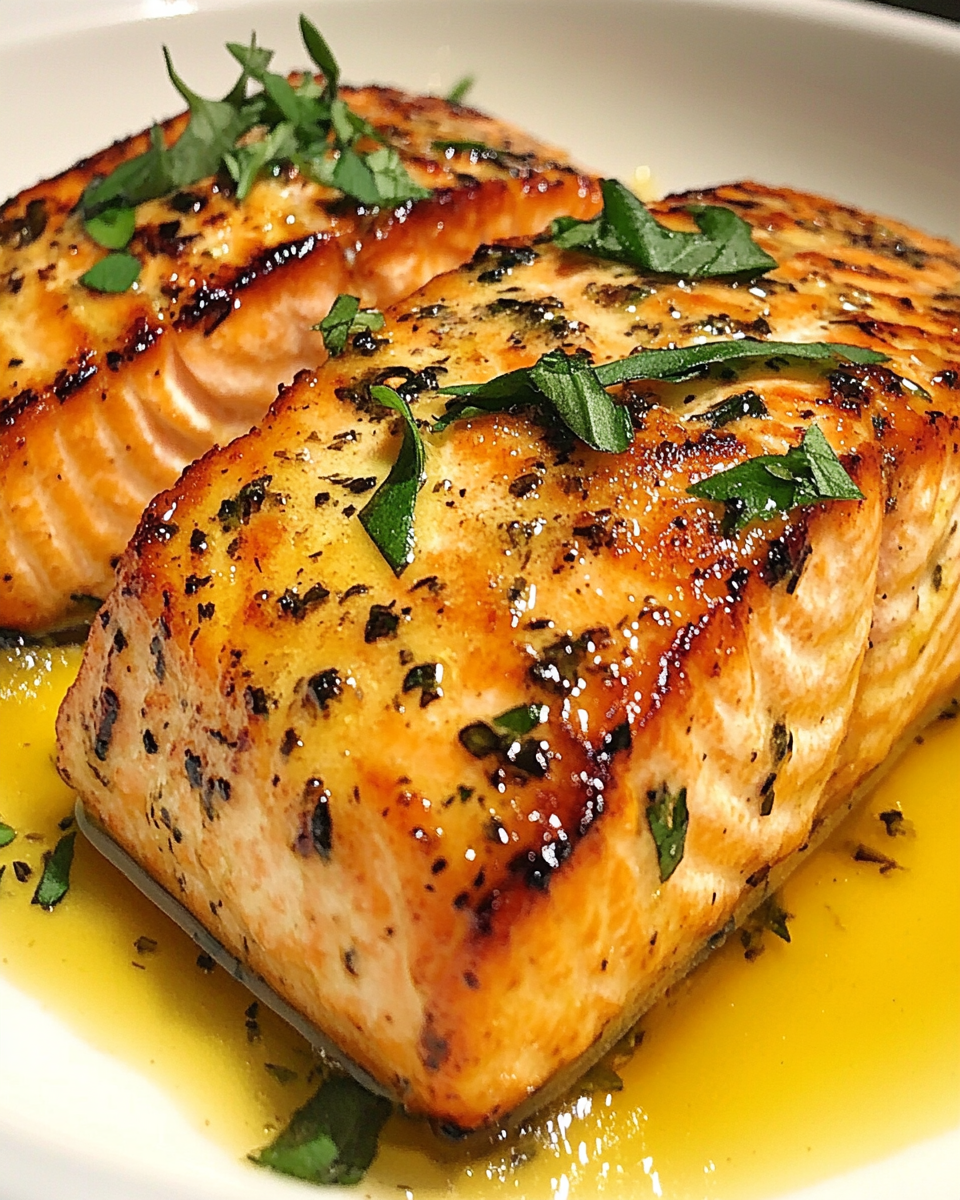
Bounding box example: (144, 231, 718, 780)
(1, 643, 957, 1198)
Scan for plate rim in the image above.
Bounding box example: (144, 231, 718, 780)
(0, 2, 957, 1199)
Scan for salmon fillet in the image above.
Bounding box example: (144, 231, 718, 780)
(0, 85, 599, 632)
(57, 182, 960, 1131)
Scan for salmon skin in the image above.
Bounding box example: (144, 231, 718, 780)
(0, 84, 599, 632)
(57, 183, 960, 1132)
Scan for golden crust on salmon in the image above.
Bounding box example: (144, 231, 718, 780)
(57, 183, 960, 1130)
(0, 83, 599, 632)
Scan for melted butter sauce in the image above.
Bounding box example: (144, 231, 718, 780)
(1, 643, 957, 1199)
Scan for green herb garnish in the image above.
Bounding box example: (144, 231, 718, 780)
(459, 703, 550, 776)
(251, 1073, 391, 1185)
(358, 386, 426, 574)
(79, 15, 429, 294)
(313, 294, 385, 356)
(591, 338, 887, 387)
(687, 424, 864, 533)
(83, 206, 136, 250)
(31, 831, 76, 910)
(446, 75, 475, 105)
(79, 252, 141, 293)
(0, 822, 16, 849)
(492, 703, 548, 735)
(645, 784, 688, 882)
(353, 339, 883, 575)
(436, 340, 886, 435)
(740, 893, 792, 959)
(529, 348, 633, 452)
(701, 388, 768, 427)
(433, 348, 630, 452)
(552, 178, 778, 277)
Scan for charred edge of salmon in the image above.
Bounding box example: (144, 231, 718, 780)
(0, 316, 162, 429)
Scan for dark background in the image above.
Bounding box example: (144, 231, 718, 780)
(871, 0, 959, 19)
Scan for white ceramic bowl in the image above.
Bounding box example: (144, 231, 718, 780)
(1, 3, 958, 1199)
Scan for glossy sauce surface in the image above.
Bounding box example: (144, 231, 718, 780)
(1, 643, 957, 1199)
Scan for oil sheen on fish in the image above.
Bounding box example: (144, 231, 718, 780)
(57, 183, 960, 1131)
(0, 85, 599, 632)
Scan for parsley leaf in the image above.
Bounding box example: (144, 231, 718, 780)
(83, 206, 136, 250)
(529, 349, 633, 452)
(0, 822, 16, 849)
(593, 339, 887, 387)
(334, 145, 431, 207)
(687, 424, 864, 532)
(358, 386, 426, 574)
(459, 704, 550, 776)
(446, 75, 475, 104)
(80, 126, 173, 217)
(299, 14, 340, 94)
(435, 350, 632, 451)
(645, 784, 688, 882)
(161, 46, 259, 188)
(79, 252, 141, 293)
(251, 1073, 391, 1185)
(552, 178, 778, 277)
(435, 340, 884, 444)
(224, 122, 299, 201)
(492, 703, 548, 735)
(702, 389, 768, 427)
(313, 294, 385, 356)
(31, 831, 76, 910)
(81, 14, 431, 251)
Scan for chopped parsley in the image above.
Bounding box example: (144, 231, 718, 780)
(551, 178, 778, 278)
(251, 1073, 391, 1185)
(356, 339, 882, 574)
(313, 294, 385, 357)
(446, 75, 475, 105)
(687, 424, 864, 533)
(645, 784, 688, 882)
(357, 386, 426, 574)
(83, 206, 136, 250)
(0, 822, 16, 849)
(458, 703, 550, 777)
(31, 831, 76, 910)
(79, 252, 141, 293)
(78, 15, 430, 293)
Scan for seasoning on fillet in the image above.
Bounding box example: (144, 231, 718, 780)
(57, 182, 960, 1139)
(0, 16, 600, 633)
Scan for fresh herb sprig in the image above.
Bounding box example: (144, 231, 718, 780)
(446, 75, 475, 105)
(434, 339, 886, 441)
(79, 253, 141, 293)
(552, 178, 777, 278)
(359, 339, 883, 571)
(252, 1073, 391, 1185)
(78, 16, 429, 292)
(688, 424, 864, 532)
(646, 784, 688, 882)
(358, 386, 426, 574)
(313, 294, 384, 356)
(31, 831, 76, 910)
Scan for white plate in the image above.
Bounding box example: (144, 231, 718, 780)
(1, 3, 958, 1199)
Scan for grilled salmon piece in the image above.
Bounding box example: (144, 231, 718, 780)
(0, 85, 599, 632)
(57, 184, 960, 1131)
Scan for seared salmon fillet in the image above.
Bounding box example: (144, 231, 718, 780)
(57, 183, 960, 1131)
(0, 85, 599, 632)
